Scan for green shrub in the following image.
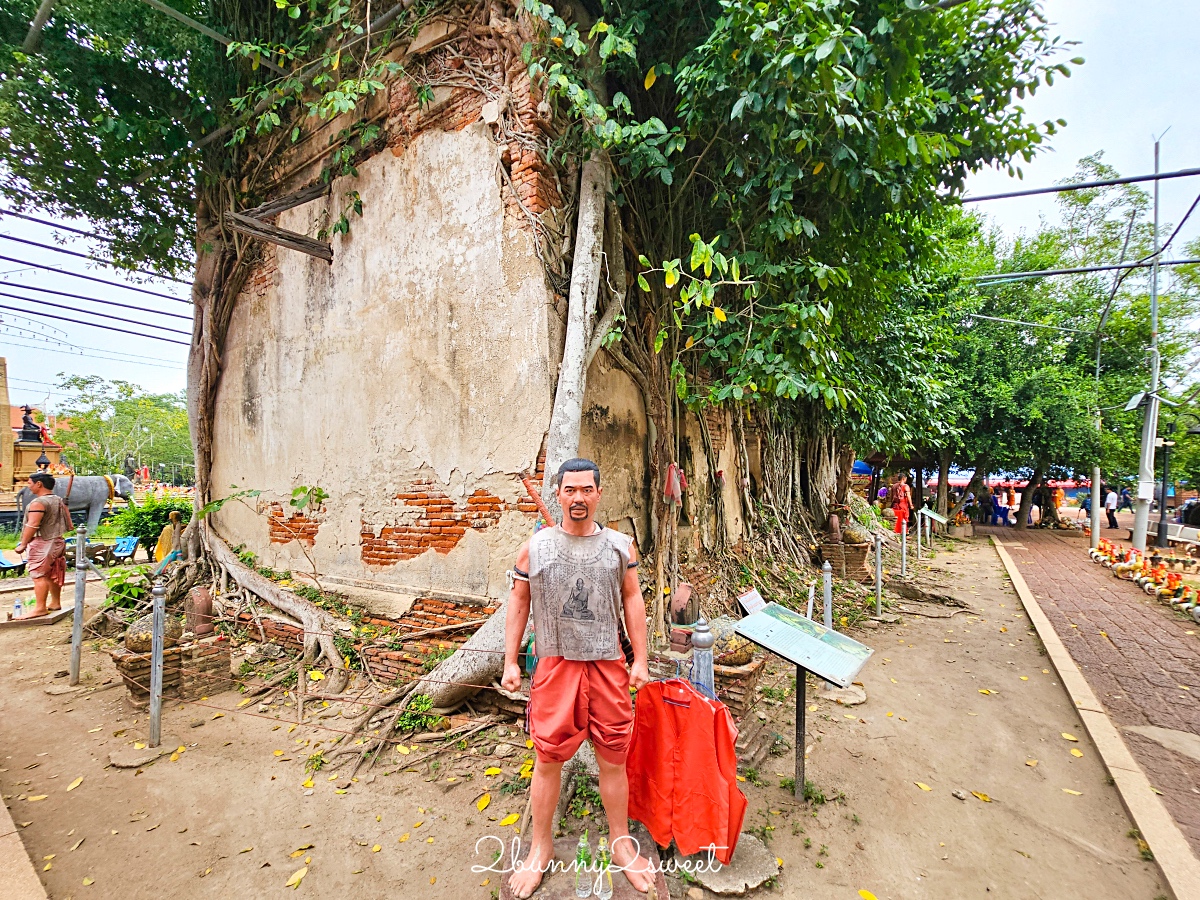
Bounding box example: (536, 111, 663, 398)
(109, 496, 193, 552)
(104, 564, 153, 608)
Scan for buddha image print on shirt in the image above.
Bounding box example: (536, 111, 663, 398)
(527, 526, 633, 661)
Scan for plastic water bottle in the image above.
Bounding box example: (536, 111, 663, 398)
(12, 597, 22, 619)
(574, 830, 592, 898)
(595, 835, 614, 900)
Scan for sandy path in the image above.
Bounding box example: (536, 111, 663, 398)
(0, 540, 1167, 898)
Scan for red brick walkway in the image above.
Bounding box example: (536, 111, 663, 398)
(979, 524, 1200, 854)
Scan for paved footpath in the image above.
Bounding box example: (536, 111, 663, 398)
(979, 524, 1200, 856)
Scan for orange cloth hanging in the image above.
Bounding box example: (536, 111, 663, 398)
(626, 679, 746, 864)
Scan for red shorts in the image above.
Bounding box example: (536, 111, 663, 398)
(528, 657, 633, 765)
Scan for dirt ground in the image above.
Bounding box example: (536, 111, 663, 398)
(0, 539, 1168, 899)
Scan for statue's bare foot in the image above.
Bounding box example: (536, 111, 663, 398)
(611, 836, 654, 893)
(508, 841, 554, 899)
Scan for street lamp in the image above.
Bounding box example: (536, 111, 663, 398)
(1156, 413, 1200, 548)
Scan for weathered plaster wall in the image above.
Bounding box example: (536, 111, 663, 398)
(211, 123, 556, 601)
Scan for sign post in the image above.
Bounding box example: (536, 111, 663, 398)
(68, 524, 87, 686)
(874, 534, 882, 618)
(735, 603, 874, 798)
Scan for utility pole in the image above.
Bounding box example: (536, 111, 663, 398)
(1132, 139, 1163, 552)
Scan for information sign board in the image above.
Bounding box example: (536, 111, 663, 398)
(734, 603, 874, 687)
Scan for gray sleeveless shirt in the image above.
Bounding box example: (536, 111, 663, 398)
(527, 525, 633, 662)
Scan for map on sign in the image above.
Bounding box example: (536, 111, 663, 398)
(734, 603, 874, 687)
(737, 589, 767, 615)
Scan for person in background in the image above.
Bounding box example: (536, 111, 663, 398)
(1117, 487, 1134, 513)
(979, 486, 995, 524)
(992, 486, 1009, 526)
(14, 473, 73, 619)
(890, 473, 913, 534)
(1006, 484, 1016, 509)
(1105, 486, 1120, 529)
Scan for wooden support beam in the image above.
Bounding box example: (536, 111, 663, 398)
(225, 212, 332, 263)
(242, 181, 331, 220)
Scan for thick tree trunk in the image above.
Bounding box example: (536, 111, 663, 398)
(541, 155, 610, 515)
(1013, 464, 1043, 531)
(936, 449, 951, 517)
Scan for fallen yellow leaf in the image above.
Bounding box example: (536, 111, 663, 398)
(177, 746, 186, 754)
(499, 813, 520, 826)
(426, 837, 434, 844)
(526, 740, 533, 749)
(413, 821, 423, 828)
(481, 877, 490, 886)
(1070, 749, 1083, 758)
(274, 750, 284, 757)
(44, 854, 55, 860)
(1020, 676, 1029, 681)
(890, 678, 898, 684)
(736, 775, 746, 782)
(83, 876, 94, 886)
(239, 847, 253, 853)
(430, 876, 437, 884)
(309, 670, 324, 681)
(43, 862, 52, 871)
(285, 866, 307, 889)
(134, 742, 146, 750)
(1000, 627, 1007, 633)
(886, 712, 894, 717)
(844, 714, 856, 719)
(396, 745, 410, 755)
(1062, 789, 1082, 796)
(398, 833, 410, 843)
(27, 795, 47, 802)
(301, 779, 314, 789)
(1061, 733, 1079, 742)
(915, 782, 931, 792)
(860, 892, 879, 900)
(238, 698, 252, 708)
(88, 726, 101, 733)
(66, 777, 83, 792)
(372, 844, 381, 853)
(484, 767, 501, 776)
(212, 712, 225, 719)
(971, 791, 992, 803)
(1026, 759, 1038, 768)
(979, 689, 992, 695)
(169, 752, 179, 762)
(477, 793, 491, 812)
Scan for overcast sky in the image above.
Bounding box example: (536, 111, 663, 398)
(0, 0, 1195, 411)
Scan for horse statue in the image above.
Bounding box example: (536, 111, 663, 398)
(16, 473, 138, 532)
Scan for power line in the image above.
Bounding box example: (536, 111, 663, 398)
(0, 209, 192, 274)
(0, 327, 183, 365)
(0, 304, 188, 345)
(0, 254, 188, 303)
(0, 280, 192, 321)
(0, 290, 191, 336)
(971, 257, 1200, 284)
(0, 232, 189, 285)
(0, 333, 185, 370)
(961, 166, 1200, 203)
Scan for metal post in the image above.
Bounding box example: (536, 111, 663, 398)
(689, 616, 716, 700)
(1090, 463, 1102, 550)
(806, 582, 815, 620)
(874, 534, 883, 618)
(794, 666, 806, 797)
(1157, 423, 1174, 548)
(916, 510, 922, 560)
(1133, 139, 1162, 551)
(901, 523, 908, 577)
(822, 561, 833, 630)
(68, 524, 87, 685)
(149, 578, 166, 748)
